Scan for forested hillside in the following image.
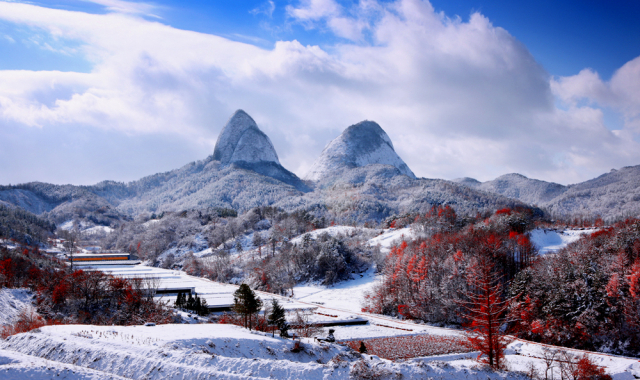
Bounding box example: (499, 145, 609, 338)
(457, 166, 640, 221)
(0, 205, 55, 245)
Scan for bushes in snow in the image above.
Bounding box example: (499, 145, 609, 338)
(508, 218, 640, 357)
(0, 307, 46, 339)
(0, 245, 174, 326)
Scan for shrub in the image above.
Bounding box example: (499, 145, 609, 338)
(0, 308, 46, 339)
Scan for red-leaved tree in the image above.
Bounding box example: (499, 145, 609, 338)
(573, 355, 612, 380)
(459, 256, 511, 369)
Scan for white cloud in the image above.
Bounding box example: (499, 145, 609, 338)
(80, 0, 160, 17)
(552, 56, 640, 136)
(0, 0, 638, 186)
(250, 1, 276, 18)
(286, 0, 375, 41)
(286, 0, 341, 21)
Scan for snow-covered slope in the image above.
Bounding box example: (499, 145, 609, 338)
(0, 348, 128, 379)
(0, 289, 35, 326)
(544, 165, 640, 220)
(529, 228, 597, 255)
(454, 173, 566, 206)
(213, 109, 280, 166)
(305, 121, 415, 181)
(286, 165, 531, 222)
(0, 323, 538, 380)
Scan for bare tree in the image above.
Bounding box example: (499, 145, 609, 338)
(541, 347, 558, 380)
(59, 229, 79, 272)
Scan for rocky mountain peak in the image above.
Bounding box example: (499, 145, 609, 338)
(213, 110, 280, 165)
(305, 120, 416, 181)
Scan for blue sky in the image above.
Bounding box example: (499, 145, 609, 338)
(0, 0, 639, 185)
(5, 0, 637, 79)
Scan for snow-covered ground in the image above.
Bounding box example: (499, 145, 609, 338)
(82, 225, 114, 235)
(0, 323, 536, 380)
(0, 348, 128, 379)
(0, 288, 36, 326)
(529, 228, 597, 254)
(288, 226, 366, 245)
(0, 238, 18, 250)
(2, 319, 637, 379)
(293, 267, 381, 313)
(367, 227, 414, 252)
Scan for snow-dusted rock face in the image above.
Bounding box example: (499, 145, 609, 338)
(305, 121, 416, 181)
(213, 110, 280, 165)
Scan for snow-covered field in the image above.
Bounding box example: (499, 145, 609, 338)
(529, 228, 597, 254)
(0, 348, 128, 379)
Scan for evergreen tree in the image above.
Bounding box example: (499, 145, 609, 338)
(199, 297, 208, 316)
(268, 298, 288, 337)
(174, 292, 185, 309)
(186, 293, 195, 310)
(233, 283, 263, 330)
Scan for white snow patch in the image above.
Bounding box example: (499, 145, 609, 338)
(82, 226, 114, 235)
(529, 228, 597, 255)
(293, 267, 381, 313)
(367, 227, 415, 252)
(289, 226, 367, 245)
(142, 219, 161, 228)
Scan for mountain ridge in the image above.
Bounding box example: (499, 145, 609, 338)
(1, 109, 638, 227)
(454, 167, 640, 220)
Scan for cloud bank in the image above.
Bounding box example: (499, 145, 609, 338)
(0, 0, 639, 185)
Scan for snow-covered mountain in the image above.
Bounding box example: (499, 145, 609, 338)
(212, 109, 309, 192)
(544, 166, 640, 220)
(454, 173, 566, 206)
(213, 110, 280, 165)
(455, 166, 640, 220)
(305, 121, 415, 182)
(286, 161, 529, 222)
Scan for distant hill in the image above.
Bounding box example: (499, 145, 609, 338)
(453, 173, 566, 206)
(0, 203, 56, 245)
(454, 166, 640, 221)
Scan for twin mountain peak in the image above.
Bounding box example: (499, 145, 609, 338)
(212, 109, 415, 184)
